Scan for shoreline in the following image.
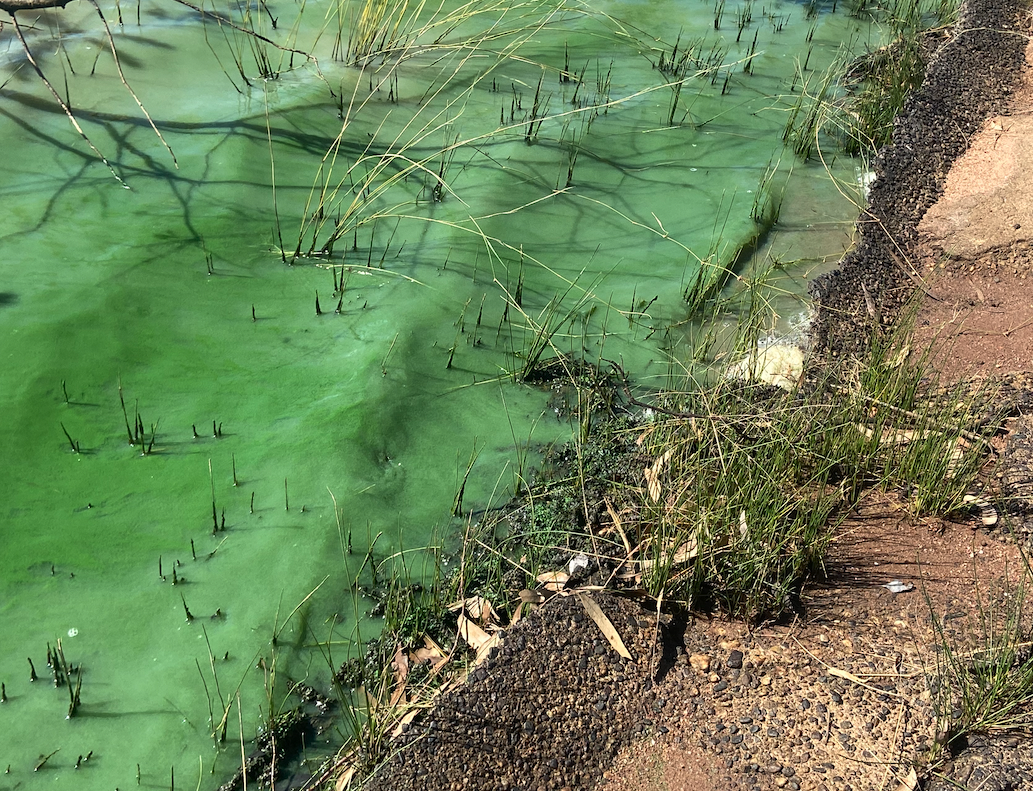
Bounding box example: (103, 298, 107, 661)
(340, 2, 1033, 788)
(810, 0, 1028, 358)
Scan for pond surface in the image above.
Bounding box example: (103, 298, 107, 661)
(0, 0, 882, 785)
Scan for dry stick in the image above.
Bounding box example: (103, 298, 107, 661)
(830, 383, 994, 451)
(86, 0, 177, 168)
(9, 14, 127, 187)
(34, 749, 59, 772)
(263, 83, 286, 263)
(167, 0, 320, 73)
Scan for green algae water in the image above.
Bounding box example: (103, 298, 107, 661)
(0, 0, 884, 784)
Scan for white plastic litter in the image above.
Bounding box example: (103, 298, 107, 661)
(882, 580, 914, 594)
(569, 553, 590, 575)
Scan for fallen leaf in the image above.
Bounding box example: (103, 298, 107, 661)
(576, 593, 632, 660)
(894, 767, 918, 791)
(536, 570, 569, 592)
(388, 643, 409, 706)
(644, 449, 674, 502)
(389, 708, 420, 739)
(447, 595, 498, 624)
(457, 613, 493, 651)
(474, 634, 502, 666)
(335, 765, 356, 791)
(519, 589, 544, 604)
(638, 536, 698, 570)
(410, 634, 448, 674)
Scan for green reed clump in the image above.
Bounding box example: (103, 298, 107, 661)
(458, 304, 994, 622)
(784, 0, 960, 157)
(926, 563, 1033, 761)
(840, 34, 924, 153)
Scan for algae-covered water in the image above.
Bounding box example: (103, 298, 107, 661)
(1, 0, 877, 785)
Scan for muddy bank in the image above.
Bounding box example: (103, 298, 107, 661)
(809, 0, 1029, 357)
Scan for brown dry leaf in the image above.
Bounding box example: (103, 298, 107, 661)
(457, 613, 493, 651)
(536, 570, 569, 592)
(410, 634, 449, 674)
(388, 643, 409, 706)
(447, 595, 498, 624)
(389, 707, 421, 739)
(511, 601, 525, 624)
(644, 466, 660, 502)
(519, 589, 545, 604)
(474, 633, 502, 666)
(335, 765, 357, 791)
(643, 448, 674, 502)
(576, 592, 632, 660)
(638, 536, 698, 570)
(392, 643, 409, 683)
(635, 425, 656, 446)
(894, 767, 918, 791)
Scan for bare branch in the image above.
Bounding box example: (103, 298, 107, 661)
(86, 0, 178, 168)
(0, 0, 74, 14)
(167, 0, 317, 65)
(8, 11, 129, 188)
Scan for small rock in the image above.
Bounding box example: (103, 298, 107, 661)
(690, 654, 711, 672)
(727, 650, 744, 670)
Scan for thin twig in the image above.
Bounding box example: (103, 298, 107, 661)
(9, 13, 128, 187)
(87, 0, 178, 168)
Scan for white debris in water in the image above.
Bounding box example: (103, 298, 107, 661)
(726, 344, 805, 391)
(857, 167, 877, 199)
(67, 628, 78, 637)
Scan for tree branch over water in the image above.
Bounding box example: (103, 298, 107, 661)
(0, 0, 73, 12)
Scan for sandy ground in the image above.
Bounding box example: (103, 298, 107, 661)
(913, 38, 1033, 377)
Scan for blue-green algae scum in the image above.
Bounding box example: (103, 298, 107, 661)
(0, 0, 882, 785)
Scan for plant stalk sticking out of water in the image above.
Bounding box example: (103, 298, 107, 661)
(208, 459, 219, 533)
(60, 422, 81, 454)
(452, 444, 480, 516)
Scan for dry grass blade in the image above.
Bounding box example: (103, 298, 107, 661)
(576, 592, 631, 660)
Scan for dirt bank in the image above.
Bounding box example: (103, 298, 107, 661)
(809, 0, 1029, 359)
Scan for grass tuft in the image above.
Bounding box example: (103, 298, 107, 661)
(925, 558, 1033, 764)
